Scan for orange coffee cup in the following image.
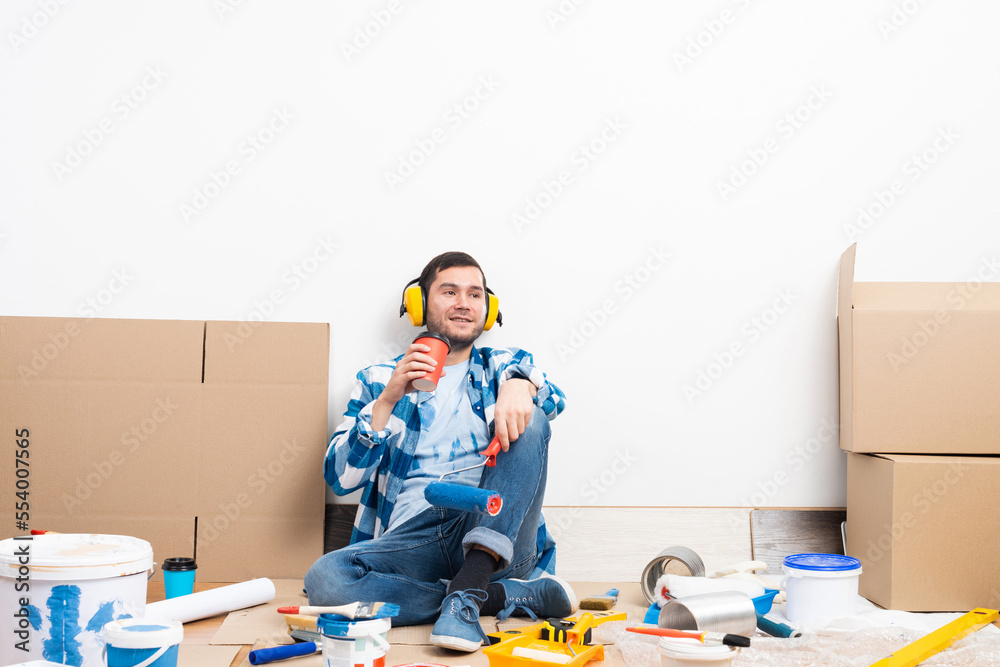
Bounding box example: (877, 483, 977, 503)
(411, 331, 451, 392)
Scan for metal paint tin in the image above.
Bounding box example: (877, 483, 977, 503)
(640, 546, 706, 604)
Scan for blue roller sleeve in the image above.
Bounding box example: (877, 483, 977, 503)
(248, 641, 320, 665)
(425, 482, 502, 515)
(755, 613, 803, 638)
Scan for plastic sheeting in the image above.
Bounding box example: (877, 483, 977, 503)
(605, 596, 1000, 667)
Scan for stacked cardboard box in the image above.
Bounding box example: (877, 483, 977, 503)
(0, 316, 330, 582)
(838, 244, 1000, 611)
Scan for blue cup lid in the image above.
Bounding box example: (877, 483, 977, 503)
(783, 553, 861, 571)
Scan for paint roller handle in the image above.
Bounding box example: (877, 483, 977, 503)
(483, 435, 502, 466)
(248, 641, 320, 665)
(568, 612, 594, 647)
(755, 613, 803, 638)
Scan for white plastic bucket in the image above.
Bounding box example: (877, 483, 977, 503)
(103, 618, 183, 667)
(782, 553, 862, 624)
(658, 637, 738, 667)
(0, 534, 154, 667)
(317, 615, 391, 667)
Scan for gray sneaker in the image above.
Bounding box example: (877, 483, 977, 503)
(494, 573, 578, 621)
(429, 589, 491, 652)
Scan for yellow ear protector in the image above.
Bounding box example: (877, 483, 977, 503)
(399, 278, 502, 330)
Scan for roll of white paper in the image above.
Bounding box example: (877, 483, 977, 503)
(144, 578, 276, 623)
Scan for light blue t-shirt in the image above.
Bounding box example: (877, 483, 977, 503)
(386, 358, 490, 531)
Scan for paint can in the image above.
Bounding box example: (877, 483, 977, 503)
(103, 619, 183, 667)
(317, 614, 391, 667)
(0, 534, 153, 667)
(658, 637, 739, 667)
(782, 553, 862, 624)
(658, 592, 757, 638)
(641, 546, 706, 604)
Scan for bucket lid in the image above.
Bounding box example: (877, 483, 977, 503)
(658, 637, 736, 657)
(103, 618, 183, 648)
(317, 614, 392, 637)
(0, 534, 154, 580)
(783, 553, 861, 573)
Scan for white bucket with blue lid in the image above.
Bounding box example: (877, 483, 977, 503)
(103, 618, 183, 667)
(782, 553, 862, 624)
(317, 614, 391, 667)
(0, 534, 153, 667)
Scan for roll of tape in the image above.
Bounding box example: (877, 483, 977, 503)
(640, 546, 706, 604)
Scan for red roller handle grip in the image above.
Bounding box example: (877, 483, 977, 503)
(483, 436, 502, 467)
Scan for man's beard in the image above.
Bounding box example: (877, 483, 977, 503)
(426, 311, 484, 349)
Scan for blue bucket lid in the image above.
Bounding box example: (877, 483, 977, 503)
(783, 553, 861, 571)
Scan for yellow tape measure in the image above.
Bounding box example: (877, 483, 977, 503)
(869, 607, 999, 667)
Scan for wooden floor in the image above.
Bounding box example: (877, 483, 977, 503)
(148, 581, 255, 667)
(153, 579, 650, 667)
(157, 507, 998, 666)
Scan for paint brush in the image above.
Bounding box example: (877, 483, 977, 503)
(276, 602, 400, 619)
(579, 588, 619, 610)
(627, 626, 751, 648)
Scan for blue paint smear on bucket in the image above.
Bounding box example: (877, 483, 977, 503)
(43, 584, 84, 667)
(26, 604, 42, 631)
(85, 601, 117, 633)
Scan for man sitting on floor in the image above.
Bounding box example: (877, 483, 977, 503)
(305, 251, 575, 651)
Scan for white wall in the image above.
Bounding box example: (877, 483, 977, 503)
(2, 1, 998, 509)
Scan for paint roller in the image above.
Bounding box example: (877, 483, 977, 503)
(424, 435, 503, 515)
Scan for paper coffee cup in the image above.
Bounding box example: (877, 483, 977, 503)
(162, 557, 197, 599)
(411, 331, 450, 392)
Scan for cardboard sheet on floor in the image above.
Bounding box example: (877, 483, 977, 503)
(209, 579, 446, 647)
(180, 644, 241, 667)
(233, 641, 506, 667)
(211, 579, 308, 645)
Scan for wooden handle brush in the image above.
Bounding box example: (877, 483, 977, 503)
(627, 626, 751, 647)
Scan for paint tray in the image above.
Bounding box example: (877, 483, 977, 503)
(484, 634, 605, 667)
(753, 589, 779, 614)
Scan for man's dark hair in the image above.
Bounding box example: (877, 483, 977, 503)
(418, 251, 487, 294)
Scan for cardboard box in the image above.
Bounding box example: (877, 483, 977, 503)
(838, 243, 1000, 454)
(846, 452, 1000, 611)
(0, 316, 329, 582)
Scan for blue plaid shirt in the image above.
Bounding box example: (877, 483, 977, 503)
(324, 344, 566, 575)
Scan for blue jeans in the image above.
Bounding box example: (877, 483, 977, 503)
(305, 406, 551, 626)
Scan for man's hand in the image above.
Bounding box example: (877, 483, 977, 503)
(493, 378, 537, 451)
(371, 343, 445, 431)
